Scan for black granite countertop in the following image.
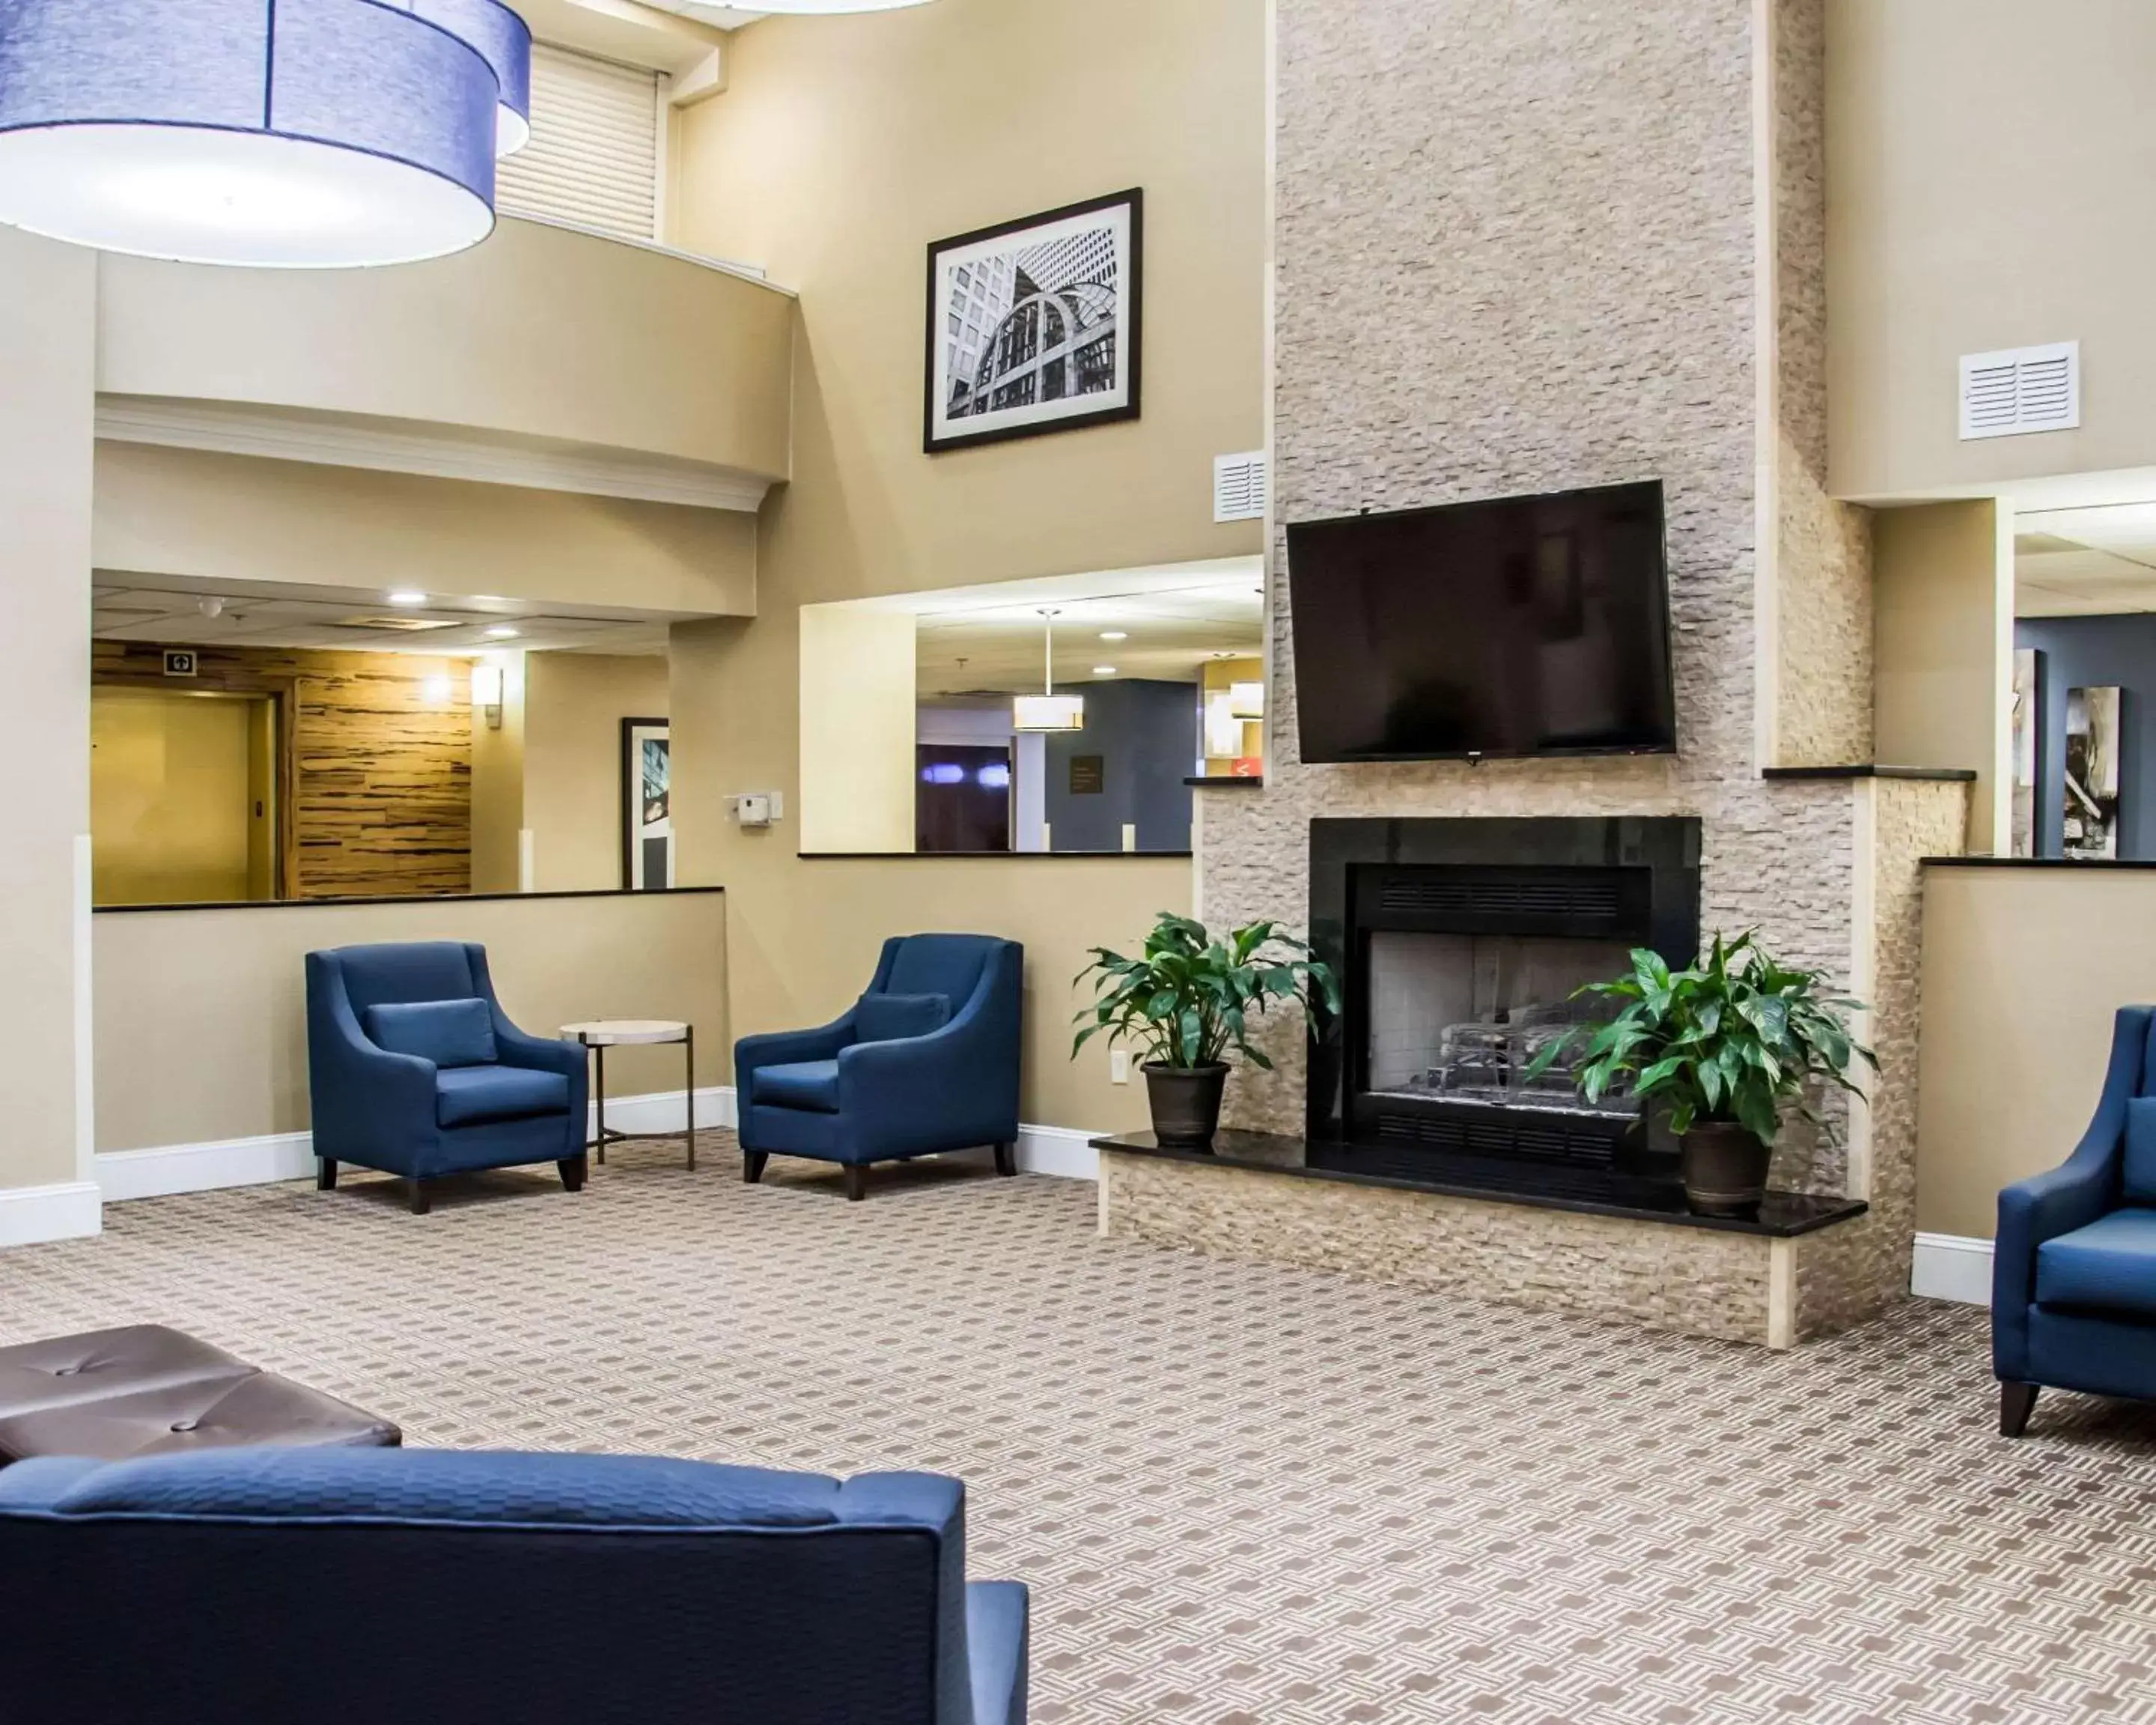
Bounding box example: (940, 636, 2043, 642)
(1092, 1129, 1869, 1238)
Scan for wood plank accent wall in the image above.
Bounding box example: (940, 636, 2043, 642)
(94, 642, 472, 900)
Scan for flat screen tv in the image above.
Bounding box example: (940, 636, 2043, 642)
(1285, 480, 1676, 763)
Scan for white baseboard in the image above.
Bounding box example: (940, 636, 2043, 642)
(0, 1180, 103, 1247)
(1014, 1122, 1100, 1180)
(92, 1085, 1104, 1205)
(96, 1086, 740, 1205)
(1912, 1232, 1993, 1306)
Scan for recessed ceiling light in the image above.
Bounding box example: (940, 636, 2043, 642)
(387, 591, 428, 607)
(1100, 630, 1128, 642)
(1092, 665, 1118, 677)
(484, 625, 520, 639)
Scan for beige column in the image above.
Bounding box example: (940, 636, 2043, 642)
(796, 603, 916, 855)
(0, 230, 99, 1243)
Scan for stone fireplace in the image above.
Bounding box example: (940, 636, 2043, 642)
(1312, 816, 1698, 1171)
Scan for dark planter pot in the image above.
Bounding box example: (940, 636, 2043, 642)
(1145, 1062, 1230, 1149)
(1679, 1121, 1772, 1217)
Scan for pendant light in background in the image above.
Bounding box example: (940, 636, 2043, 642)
(1013, 609, 1085, 734)
(0, 0, 525, 267)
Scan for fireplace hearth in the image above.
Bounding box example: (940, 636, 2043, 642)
(1310, 818, 1701, 1172)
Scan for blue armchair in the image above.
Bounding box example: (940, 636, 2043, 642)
(1994, 1004, 2156, 1435)
(734, 934, 1023, 1201)
(305, 941, 588, 1214)
(0, 1447, 1029, 1725)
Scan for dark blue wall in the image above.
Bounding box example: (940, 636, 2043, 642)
(1043, 679, 1197, 852)
(2015, 615, 2152, 859)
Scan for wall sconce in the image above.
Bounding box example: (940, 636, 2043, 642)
(472, 663, 505, 730)
(1228, 681, 1266, 719)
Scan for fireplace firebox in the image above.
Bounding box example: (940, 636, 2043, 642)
(1309, 818, 1701, 1172)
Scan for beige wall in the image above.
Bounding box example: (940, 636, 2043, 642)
(0, 231, 95, 1196)
(797, 606, 916, 854)
(93, 891, 726, 1152)
(523, 653, 671, 892)
(1827, 0, 2156, 497)
(94, 443, 759, 619)
(98, 218, 794, 479)
(1874, 501, 2012, 852)
(672, 0, 1264, 600)
(1915, 865, 2156, 1240)
(661, 0, 1255, 1131)
(469, 652, 528, 895)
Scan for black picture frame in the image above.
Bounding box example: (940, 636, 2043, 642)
(923, 187, 1144, 454)
(619, 717, 672, 891)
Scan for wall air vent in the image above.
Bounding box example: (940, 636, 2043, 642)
(1960, 342, 2080, 440)
(1213, 451, 1268, 523)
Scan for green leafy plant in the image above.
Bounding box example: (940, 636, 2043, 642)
(1523, 931, 1875, 1143)
(1073, 913, 1342, 1071)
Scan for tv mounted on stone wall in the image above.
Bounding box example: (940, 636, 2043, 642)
(1285, 480, 1677, 764)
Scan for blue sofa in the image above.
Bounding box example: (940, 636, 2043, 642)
(0, 1447, 1028, 1725)
(1994, 1003, 2156, 1436)
(734, 934, 1022, 1201)
(305, 941, 588, 1214)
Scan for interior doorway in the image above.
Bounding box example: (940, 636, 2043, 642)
(91, 688, 280, 906)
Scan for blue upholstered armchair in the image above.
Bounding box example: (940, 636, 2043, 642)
(305, 942, 588, 1214)
(734, 934, 1023, 1201)
(1994, 1004, 2156, 1436)
(0, 1448, 1029, 1725)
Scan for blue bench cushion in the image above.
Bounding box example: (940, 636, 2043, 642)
(364, 999, 497, 1069)
(33, 1448, 846, 1530)
(2035, 1208, 2156, 1319)
(855, 991, 949, 1044)
(436, 1066, 570, 1128)
(752, 1060, 841, 1113)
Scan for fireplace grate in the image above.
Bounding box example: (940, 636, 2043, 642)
(1372, 1107, 1616, 1166)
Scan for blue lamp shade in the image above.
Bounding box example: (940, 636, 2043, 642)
(0, 0, 500, 267)
(399, 0, 532, 155)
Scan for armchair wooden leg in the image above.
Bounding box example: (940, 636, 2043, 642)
(558, 1154, 588, 1193)
(743, 1151, 769, 1185)
(316, 1158, 338, 1192)
(844, 1164, 868, 1203)
(993, 1142, 1017, 1177)
(2000, 1381, 2039, 1438)
(407, 1178, 431, 1217)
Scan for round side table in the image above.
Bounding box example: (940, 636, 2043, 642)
(561, 1020, 695, 1169)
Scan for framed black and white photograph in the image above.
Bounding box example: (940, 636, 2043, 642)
(925, 188, 1142, 454)
(2063, 685, 2122, 861)
(621, 717, 672, 891)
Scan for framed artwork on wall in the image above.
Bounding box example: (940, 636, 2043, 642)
(2063, 685, 2121, 861)
(924, 188, 1143, 454)
(2011, 648, 2041, 857)
(621, 717, 672, 890)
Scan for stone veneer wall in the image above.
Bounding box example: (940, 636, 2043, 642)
(1772, 0, 1875, 765)
(1216, 0, 1870, 1202)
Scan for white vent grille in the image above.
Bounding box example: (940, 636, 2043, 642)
(496, 45, 660, 243)
(1214, 451, 1268, 522)
(1960, 342, 2080, 440)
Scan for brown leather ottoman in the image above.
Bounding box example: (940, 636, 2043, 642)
(0, 1324, 399, 1464)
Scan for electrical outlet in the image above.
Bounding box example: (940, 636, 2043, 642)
(1109, 1049, 1131, 1085)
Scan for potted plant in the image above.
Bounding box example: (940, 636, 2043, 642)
(1524, 931, 1875, 1215)
(1073, 912, 1340, 1149)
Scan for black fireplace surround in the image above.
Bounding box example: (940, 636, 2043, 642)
(1309, 816, 1701, 1172)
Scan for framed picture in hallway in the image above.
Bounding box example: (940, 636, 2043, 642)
(621, 717, 672, 890)
(925, 188, 1143, 454)
(2063, 685, 2121, 861)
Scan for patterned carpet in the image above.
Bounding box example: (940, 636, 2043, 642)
(7, 1132, 2156, 1724)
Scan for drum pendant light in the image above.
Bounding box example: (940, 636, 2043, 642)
(0, 0, 502, 268)
(395, 0, 532, 154)
(1014, 608, 1085, 734)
